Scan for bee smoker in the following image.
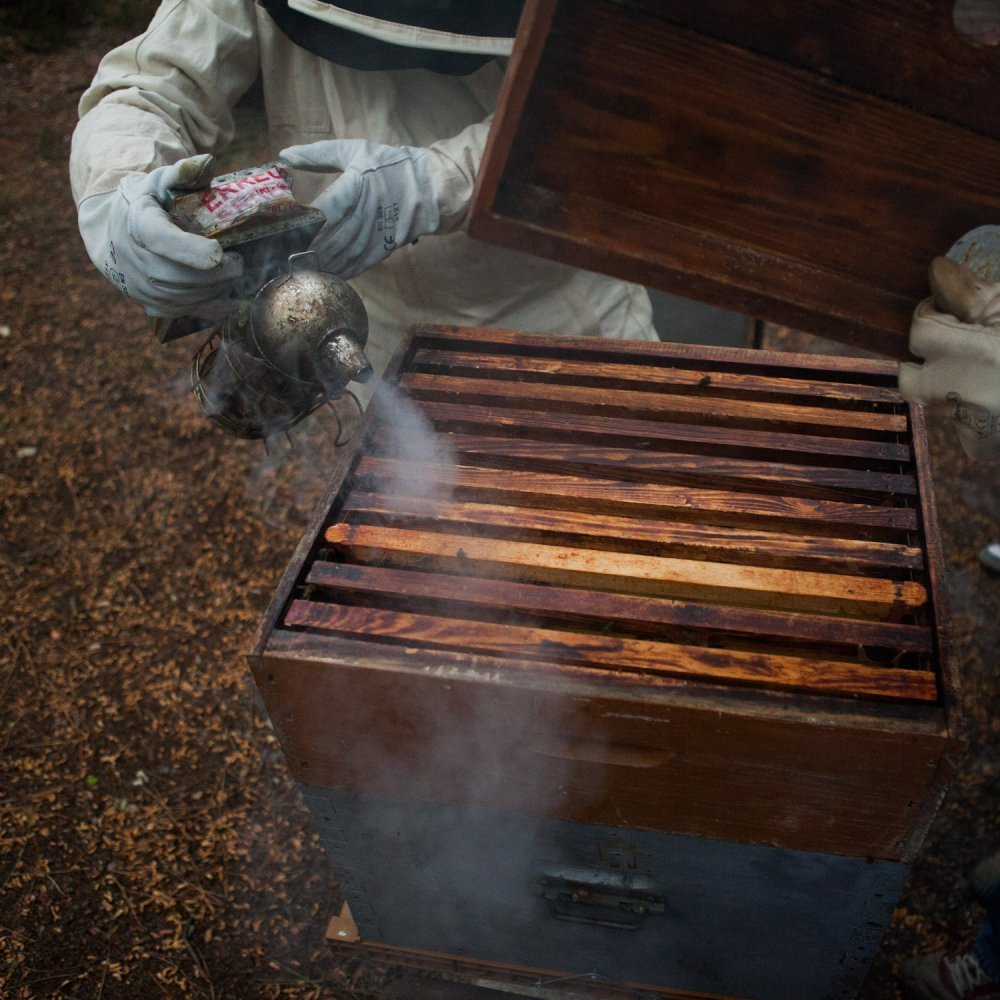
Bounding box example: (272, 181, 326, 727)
(155, 160, 375, 441)
(191, 251, 373, 440)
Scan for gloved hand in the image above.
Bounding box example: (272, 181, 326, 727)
(898, 256, 1000, 460)
(279, 139, 440, 279)
(77, 154, 243, 318)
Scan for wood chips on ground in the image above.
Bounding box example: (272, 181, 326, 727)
(2, 23, 999, 1000)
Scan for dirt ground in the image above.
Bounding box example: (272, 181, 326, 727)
(2, 23, 999, 1000)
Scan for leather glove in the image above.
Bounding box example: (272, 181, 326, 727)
(279, 139, 440, 279)
(898, 256, 1000, 460)
(77, 154, 243, 318)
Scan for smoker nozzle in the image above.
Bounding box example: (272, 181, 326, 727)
(191, 255, 371, 440)
(317, 330, 375, 393)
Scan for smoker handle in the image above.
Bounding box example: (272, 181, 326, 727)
(535, 875, 668, 931)
(530, 737, 674, 769)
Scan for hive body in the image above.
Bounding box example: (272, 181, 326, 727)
(252, 327, 958, 999)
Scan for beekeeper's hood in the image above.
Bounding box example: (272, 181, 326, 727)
(260, 0, 524, 74)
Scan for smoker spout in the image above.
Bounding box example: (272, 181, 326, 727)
(318, 331, 374, 392)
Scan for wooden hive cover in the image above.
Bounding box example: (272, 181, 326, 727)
(252, 327, 959, 861)
(468, 0, 1000, 359)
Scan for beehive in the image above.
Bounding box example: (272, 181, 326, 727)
(251, 326, 958, 999)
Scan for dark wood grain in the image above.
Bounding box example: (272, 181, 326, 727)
(468, 0, 1000, 355)
(385, 433, 917, 502)
(474, 186, 918, 358)
(409, 348, 904, 407)
(647, 0, 1000, 141)
(355, 457, 918, 536)
(252, 328, 955, 862)
(305, 560, 933, 652)
(285, 598, 936, 702)
(254, 636, 948, 859)
(400, 374, 908, 438)
(415, 399, 913, 467)
(511, 7, 1000, 280)
(340, 493, 923, 571)
(406, 325, 901, 381)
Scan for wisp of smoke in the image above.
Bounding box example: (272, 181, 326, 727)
(365, 373, 458, 508)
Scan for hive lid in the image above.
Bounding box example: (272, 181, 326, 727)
(469, 0, 1000, 359)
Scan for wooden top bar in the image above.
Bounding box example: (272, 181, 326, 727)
(251, 327, 957, 859)
(272, 326, 943, 707)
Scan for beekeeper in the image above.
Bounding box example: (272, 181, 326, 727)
(70, 0, 657, 381)
(895, 227, 1000, 573)
(898, 227, 1000, 462)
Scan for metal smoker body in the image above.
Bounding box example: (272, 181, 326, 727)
(193, 252, 373, 440)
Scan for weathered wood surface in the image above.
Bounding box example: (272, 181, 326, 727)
(632, 0, 1000, 141)
(400, 374, 908, 437)
(421, 436, 918, 499)
(286, 596, 934, 701)
(255, 634, 948, 859)
(416, 399, 912, 465)
(338, 494, 923, 568)
(305, 561, 933, 652)
(322, 522, 925, 621)
(469, 0, 1000, 356)
(283, 329, 939, 701)
(354, 456, 917, 536)
(406, 325, 899, 377)
(252, 327, 955, 857)
(411, 348, 904, 405)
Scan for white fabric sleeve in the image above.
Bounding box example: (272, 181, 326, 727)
(70, 0, 261, 206)
(422, 115, 493, 235)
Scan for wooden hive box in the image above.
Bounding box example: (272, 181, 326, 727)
(251, 326, 959, 1000)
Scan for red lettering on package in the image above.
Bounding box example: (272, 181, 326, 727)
(198, 167, 293, 226)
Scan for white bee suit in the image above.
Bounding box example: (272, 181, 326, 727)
(70, 0, 656, 377)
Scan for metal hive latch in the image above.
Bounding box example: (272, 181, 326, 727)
(534, 869, 668, 931)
